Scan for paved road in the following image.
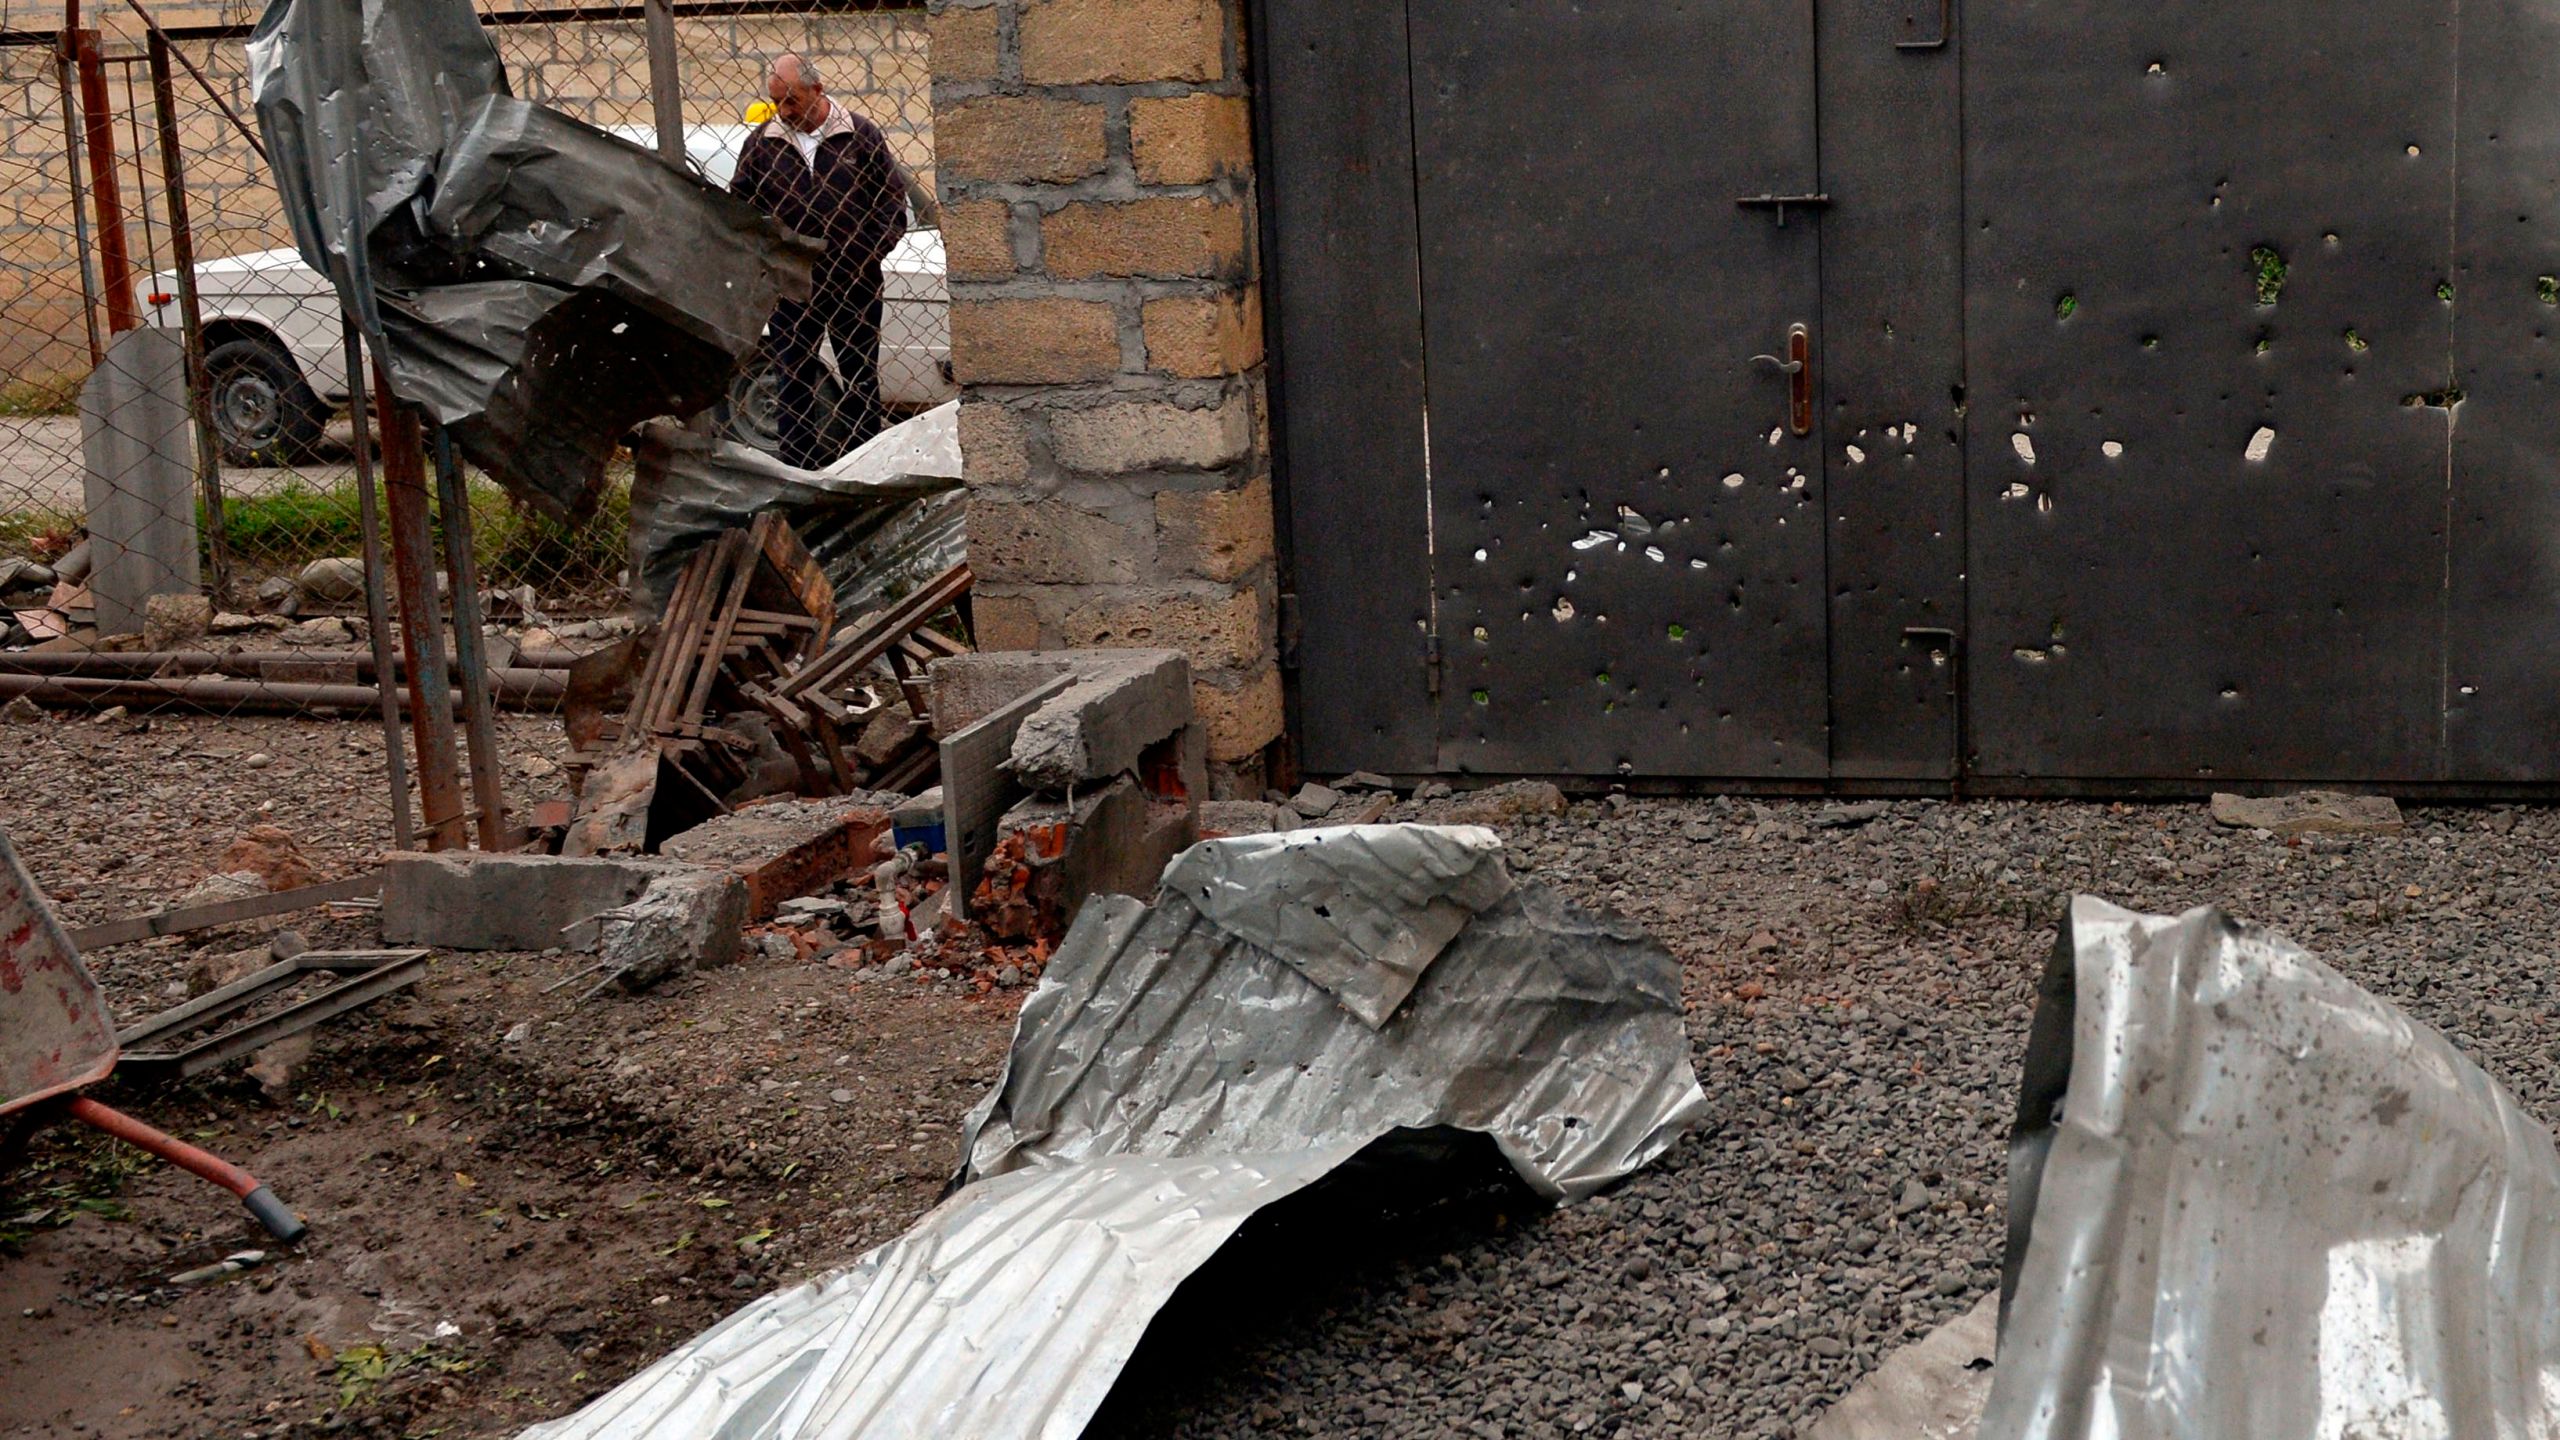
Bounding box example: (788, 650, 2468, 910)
(0, 413, 360, 519)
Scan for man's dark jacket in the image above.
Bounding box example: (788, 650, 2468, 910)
(729, 106, 907, 292)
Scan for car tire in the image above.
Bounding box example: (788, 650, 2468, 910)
(204, 335, 330, 467)
(717, 348, 844, 459)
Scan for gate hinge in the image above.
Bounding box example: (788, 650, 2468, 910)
(1424, 632, 1443, 699)
(1278, 591, 1302, 669)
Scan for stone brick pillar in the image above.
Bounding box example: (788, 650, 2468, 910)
(930, 0, 1280, 796)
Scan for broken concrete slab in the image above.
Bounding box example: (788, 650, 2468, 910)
(1804, 1292, 1995, 1440)
(381, 851, 700, 951)
(80, 328, 200, 636)
(1200, 800, 1289, 837)
(1289, 782, 1341, 818)
(2208, 790, 2404, 836)
(592, 869, 747, 992)
(928, 648, 1199, 795)
(658, 793, 902, 922)
(984, 775, 1196, 931)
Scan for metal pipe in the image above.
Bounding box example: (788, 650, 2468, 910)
(373, 372, 467, 850)
(343, 319, 414, 849)
(145, 27, 231, 608)
(64, 1097, 305, 1242)
(644, 0, 684, 166)
(70, 27, 137, 335)
(429, 428, 509, 850)
(0, 649, 590, 679)
(0, 671, 569, 712)
(52, 33, 103, 368)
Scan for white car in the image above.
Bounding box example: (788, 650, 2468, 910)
(136, 121, 952, 465)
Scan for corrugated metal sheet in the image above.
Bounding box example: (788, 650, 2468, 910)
(523, 826, 1706, 1439)
(1987, 897, 2560, 1440)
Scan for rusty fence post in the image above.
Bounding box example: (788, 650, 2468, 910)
(70, 25, 137, 336)
(645, 0, 684, 166)
(144, 28, 230, 606)
(373, 369, 467, 850)
(345, 321, 415, 851)
(428, 428, 511, 850)
(52, 33, 104, 368)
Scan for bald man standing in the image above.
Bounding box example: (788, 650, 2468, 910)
(730, 54, 907, 467)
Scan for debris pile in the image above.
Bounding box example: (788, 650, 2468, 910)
(518, 824, 1709, 1440)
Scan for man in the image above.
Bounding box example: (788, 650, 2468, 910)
(729, 54, 906, 468)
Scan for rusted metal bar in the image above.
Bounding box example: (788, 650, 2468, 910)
(344, 318, 415, 849)
(428, 427, 509, 849)
(52, 33, 104, 367)
(0, 671, 568, 713)
(0, 650, 588, 679)
(69, 25, 137, 336)
(67, 874, 378, 951)
(145, 28, 230, 607)
(374, 371, 467, 850)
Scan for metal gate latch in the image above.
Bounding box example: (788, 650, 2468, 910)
(1735, 192, 1831, 227)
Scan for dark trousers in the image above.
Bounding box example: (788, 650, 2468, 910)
(770, 261, 885, 471)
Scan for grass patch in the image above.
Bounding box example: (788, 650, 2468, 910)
(0, 374, 81, 418)
(203, 476, 629, 595)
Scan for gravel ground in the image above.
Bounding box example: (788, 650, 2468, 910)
(5, 710, 2555, 1439)
(1096, 791, 2560, 1439)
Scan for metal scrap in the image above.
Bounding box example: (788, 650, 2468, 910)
(519, 825, 1707, 1439)
(1985, 896, 2560, 1440)
(247, 0, 811, 520)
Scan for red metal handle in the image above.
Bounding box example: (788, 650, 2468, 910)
(65, 1096, 304, 1241)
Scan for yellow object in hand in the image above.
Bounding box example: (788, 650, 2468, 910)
(744, 100, 776, 125)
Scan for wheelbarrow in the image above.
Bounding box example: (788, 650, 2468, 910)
(0, 824, 305, 1242)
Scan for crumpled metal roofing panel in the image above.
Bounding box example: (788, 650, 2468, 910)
(521, 827, 1707, 1439)
(1985, 895, 2560, 1440)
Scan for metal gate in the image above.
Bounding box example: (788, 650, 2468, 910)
(1264, 0, 2560, 791)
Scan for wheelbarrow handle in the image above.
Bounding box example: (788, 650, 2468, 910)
(65, 1096, 307, 1243)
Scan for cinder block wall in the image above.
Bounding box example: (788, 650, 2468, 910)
(930, 0, 1281, 795)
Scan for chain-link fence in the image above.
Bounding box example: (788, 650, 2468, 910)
(0, 2, 936, 923)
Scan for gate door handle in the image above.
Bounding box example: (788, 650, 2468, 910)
(1896, 0, 1950, 49)
(1752, 324, 1814, 436)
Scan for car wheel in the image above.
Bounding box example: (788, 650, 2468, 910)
(204, 336, 330, 467)
(718, 349, 846, 459)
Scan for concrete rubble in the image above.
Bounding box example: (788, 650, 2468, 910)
(932, 648, 1204, 939)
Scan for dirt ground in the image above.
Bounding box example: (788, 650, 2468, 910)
(1, 711, 1020, 1440)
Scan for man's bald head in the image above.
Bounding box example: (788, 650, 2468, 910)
(767, 53, 828, 132)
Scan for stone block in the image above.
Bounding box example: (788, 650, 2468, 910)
(929, 4, 1002, 84)
(966, 495, 1147, 585)
(1194, 665, 1284, 761)
(943, 200, 1017, 281)
(2209, 791, 2406, 836)
(1199, 799, 1288, 837)
(972, 590, 1043, 650)
(1142, 289, 1262, 377)
(951, 297, 1122, 384)
(940, 95, 1106, 184)
(1061, 585, 1265, 670)
(380, 851, 698, 952)
(143, 592, 213, 651)
(1130, 93, 1252, 184)
(1018, 0, 1223, 84)
(1049, 393, 1251, 474)
(957, 400, 1032, 486)
(1155, 474, 1273, 581)
(593, 870, 749, 993)
(1041, 197, 1247, 281)
(659, 792, 901, 921)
